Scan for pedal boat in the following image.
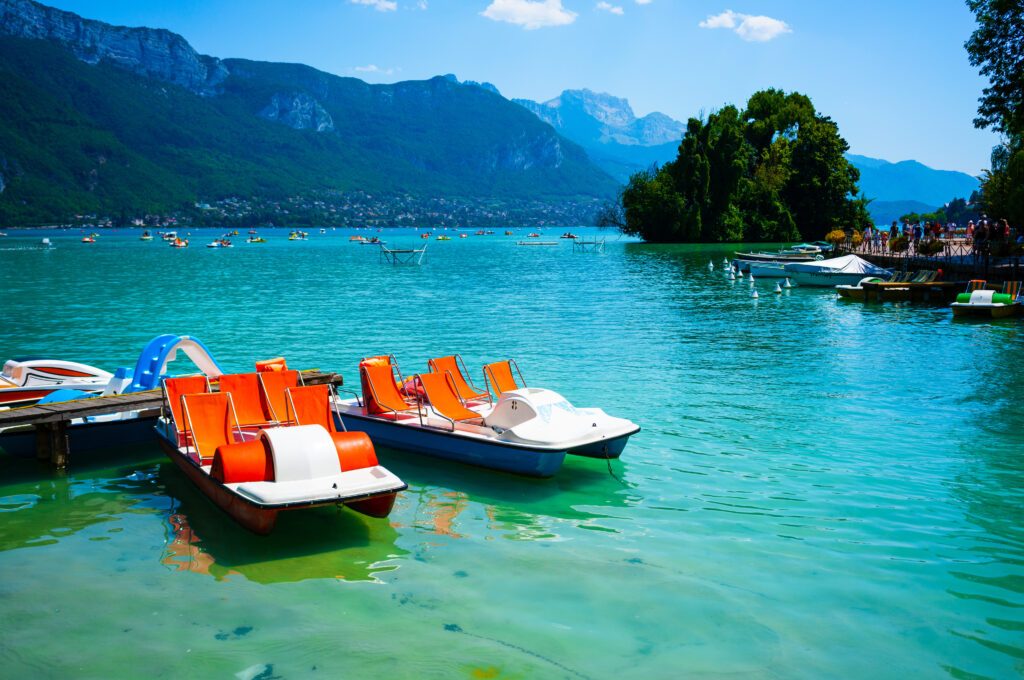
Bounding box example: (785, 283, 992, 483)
(332, 356, 640, 478)
(0, 358, 113, 407)
(155, 373, 406, 534)
(951, 280, 1021, 319)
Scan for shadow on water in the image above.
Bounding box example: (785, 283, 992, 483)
(0, 444, 168, 552)
(157, 463, 408, 585)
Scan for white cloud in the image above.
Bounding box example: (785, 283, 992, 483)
(416, 0, 428, 8)
(699, 9, 790, 42)
(635, 0, 652, 4)
(353, 64, 396, 75)
(481, 0, 577, 30)
(351, 0, 398, 12)
(596, 1, 623, 15)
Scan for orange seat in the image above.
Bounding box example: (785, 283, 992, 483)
(1003, 281, 1021, 299)
(163, 375, 211, 435)
(416, 372, 483, 429)
(483, 360, 523, 398)
(428, 355, 488, 402)
(967, 279, 987, 292)
(258, 369, 301, 423)
(211, 438, 274, 484)
(180, 392, 241, 464)
(219, 373, 274, 427)
(255, 357, 288, 373)
(360, 362, 419, 417)
(286, 384, 338, 432)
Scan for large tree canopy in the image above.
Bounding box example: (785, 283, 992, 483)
(617, 89, 870, 243)
(965, 0, 1024, 227)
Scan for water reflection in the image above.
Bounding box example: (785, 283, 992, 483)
(377, 446, 640, 542)
(0, 448, 167, 552)
(157, 464, 408, 584)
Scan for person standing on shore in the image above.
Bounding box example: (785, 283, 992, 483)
(967, 220, 975, 243)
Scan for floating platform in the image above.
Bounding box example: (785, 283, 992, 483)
(378, 243, 427, 264)
(517, 241, 559, 246)
(858, 281, 963, 303)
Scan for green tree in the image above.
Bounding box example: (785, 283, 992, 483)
(965, 0, 1024, 228)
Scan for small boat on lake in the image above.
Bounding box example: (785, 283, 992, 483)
(951, 280, 1021, 318)
(140, 231, 153, 241)
(783, 254, 891, 287)
(169, 237, 189, 248)
(436, 235, 451, 241)
(0, 358, 113, 407)
(560, 232, 578, 239)
(332, 355, 640, 477)
(81, 236, 96, 243)
(155, 369, 406, 534)
(836, 276, 888, 301)
(247, 236, 266, 243)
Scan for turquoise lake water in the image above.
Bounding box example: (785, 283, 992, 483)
(1, 228, 1022, 678)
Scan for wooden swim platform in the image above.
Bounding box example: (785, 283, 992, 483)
(859, 281, 963, 303)
(0, 370, 342, 468)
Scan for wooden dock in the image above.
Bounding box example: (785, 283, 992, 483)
(0, 370, 342, 468)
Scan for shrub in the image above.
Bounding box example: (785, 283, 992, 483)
(825, 229, 847, 247)
(889, 235, 910, 253)
(919, 239, 945, 256)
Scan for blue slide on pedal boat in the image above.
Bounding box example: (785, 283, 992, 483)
(331, 355, 640, 478)
(154, 373, 405, 534)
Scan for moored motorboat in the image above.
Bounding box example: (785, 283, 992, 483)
(332, 355, 640, 477)
(155, 372, 406, 534)
(783, 254, 891, 287)
(951, 280, 1021, 318)
(747, 262, 788, 278)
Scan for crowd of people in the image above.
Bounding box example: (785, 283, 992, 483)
(858, 217, 1019, 255)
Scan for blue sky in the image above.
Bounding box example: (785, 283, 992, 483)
(49, 0, 998, 175)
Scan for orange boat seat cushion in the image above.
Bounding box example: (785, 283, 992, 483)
(182, 392, 237, 463)
(211, 439, 274, 484)
(332, 431, 378, 471)
(417, 372, 481, 422)
(256, 357, 288, 373)
(219, 373, 271, 426)
(258, 369, 300, 423)
(287, 385, 337, 432)
(361, 363, 415, 415)
(429, 355, 487, 400)
(164, 375, 210, 433)
(484, 361, 519, 397)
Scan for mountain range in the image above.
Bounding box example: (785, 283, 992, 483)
(0, 0, 615, 224)
(0, 0, 983, 227)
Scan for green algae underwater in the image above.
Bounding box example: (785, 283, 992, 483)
(1, 228, 1022, 678)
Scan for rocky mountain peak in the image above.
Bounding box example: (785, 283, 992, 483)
(258, 92, 335, 132)
(0, 0, 228, 95)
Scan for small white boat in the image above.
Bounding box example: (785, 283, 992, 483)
(784, 255, 891, 287)
(748, 262, 788, 278)
(0, 358, 113, 407)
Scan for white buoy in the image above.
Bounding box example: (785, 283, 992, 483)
(749, 274, 756, 285)
(729, 271, 736, 281)
(784, 278, 793, 288)
(774, 282, 782, 294)
(751, 289, 759, 299)
(737, 271, 744, 280)
(708, 260, 714, 271)
(722, 257, 729, 266)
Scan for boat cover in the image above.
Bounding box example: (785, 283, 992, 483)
(783, 254, 890, 275)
